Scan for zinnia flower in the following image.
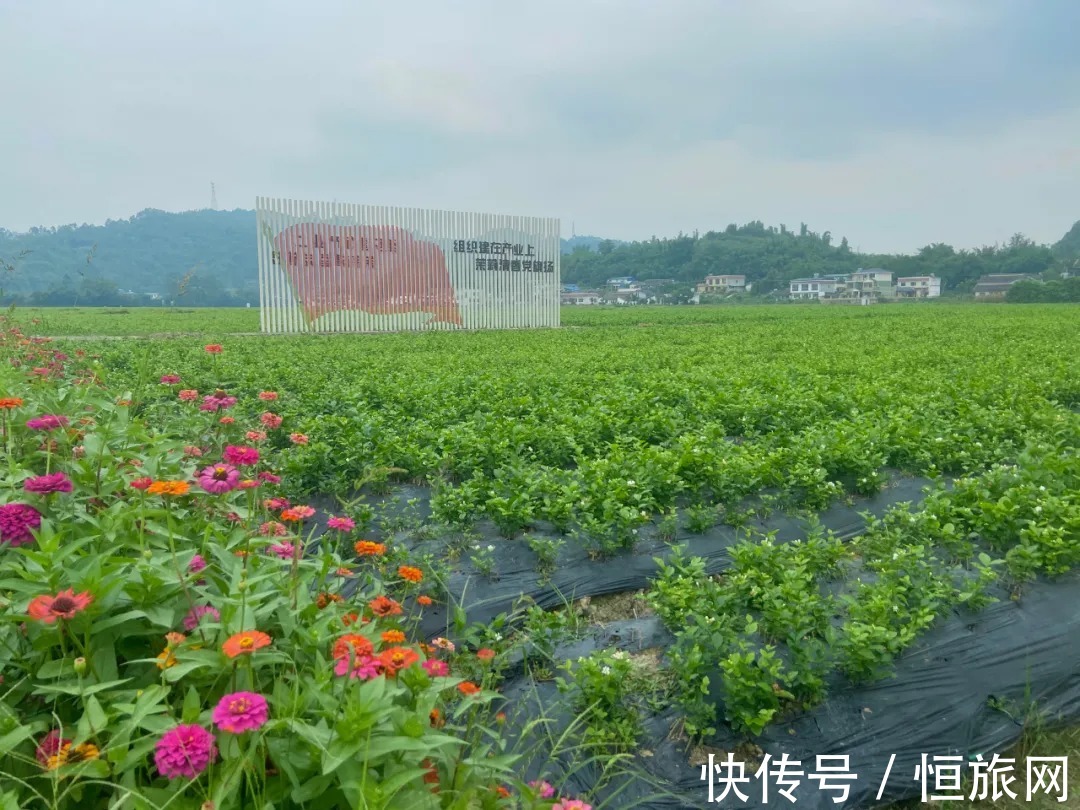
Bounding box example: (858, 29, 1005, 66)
(268, 542, 296, 560)
(219, 416, 235, 425)
(147, 480, 190, 496)
(378, 646, 420, 676)
(289, 433, 309, 445)
(552, 800, 592, 810)
(0, 397, 25, 409)
(223, 630, 271, 658)
(430, 708, 445, 728)
(24, 472, 73, 495)
(258, 391, 278, 401)
(432, 637, 455, 653)
(239, 478, 259, 489)
(183, 605, 221, 631)
(422, 659, 449, 677)
(245, 430, 267, 443)
(368, 595, 402, 617)
(130, 476, 153, 490)
(290, 505, 315, 518)
(327, 516, 355, 532)
(417, 595, 433, 607)
(260, 521, 287, 537)
(154, 725, 217, 779)
(198, 463, 240, 494)
(0, 502, 42, 547)
(381, 629, 406, 644)
(35, 730, 69, 767)
(159, 374, 181, 384)
(263, 497, 290, 510)
(457, 681, 480, 696)
(260, 412, 283, 429)
(316, 592, 343, 609)
(189, 554, 207, 574)
(354, 540, 386, 556)
(44, 741, 99, 770)
(476, 648, 496, 662)
(530, 781, 556, 799)
(398, 565, 423, 583)
(26, 414, 69, 431)
(178, 389, 199, 402)
(258, 471, 280, 484)
(334, 654, 384, 680)
(204, 344, 223, 354)
(332, 634, 375, 661)
(183, 445, 203, 458)
(28, 589, 93, 623)
(212, 691, 269, 734)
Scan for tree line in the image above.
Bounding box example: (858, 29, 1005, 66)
(1, 209, 1077, 306)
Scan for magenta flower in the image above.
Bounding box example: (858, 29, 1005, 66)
(35, 730, 70, 767)
(197, 463, 240, 494)
(26, 415, 69, 431)
(258, 471, 281, 484)
(223, 445, 260, 466)
(422, 659, 449, 677)
(334, 654, 384, 680)
(327, 516, 355, 532)
(212, 691, 269, 734)
(552, 801, 592, 810)
(188, 554, 207, 574)
(183, 605, 221, 632)
(200, 393, 237, 412)
(0, 503, 42, 547)
(159, 374, 181, 385)
(154, 724, 217, 779)
(529, 781, 556, 799)
(24, 472, 73, 495)
(268, 542, 296, 560)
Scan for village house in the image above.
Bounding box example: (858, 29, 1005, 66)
(560, 291, 603, 306)
(695, 274, 747, 294)
(973, 274, 1038, 299)
(896, 275, 942, 298)
(789, 277, 839, 300)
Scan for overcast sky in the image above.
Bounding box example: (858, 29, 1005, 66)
(2, 0, 1078, 253)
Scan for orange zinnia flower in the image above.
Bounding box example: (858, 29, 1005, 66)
(332, 633, 374, 661)
(315, 592, 343, 609)
(476, 648, 496, 662)
(0, 397, 24, 409)
(417, 595, 433, 606)
(398, 565, 423, 583)
(494, 786, 511, 798)
(341, 612, 362, 627)
(457, 681, 481, 696)
(146, 480, 190, 496)
(378, 646, 420, 676)
(354, 540, 386, 556)
(429, 708, 445, 728)
(27, 590, 93, 623)
(222, 630, 271, 658)
(368, 595, 402, 617)
(381, 629, 406, 644)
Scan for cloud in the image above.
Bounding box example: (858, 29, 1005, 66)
(0, 0, 1077, 252)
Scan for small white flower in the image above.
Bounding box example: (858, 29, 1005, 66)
(627, 480, 636, 486)
(494, 633, 503, 642)
(487, 544, 495, 552)
(1034, 506, 1043, 513)
(612, 651, 628, 660)
(1039, 486, 1046, 492)
(601, 666, 612, 676)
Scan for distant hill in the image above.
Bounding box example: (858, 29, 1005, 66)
(0, 208, 1075, 305)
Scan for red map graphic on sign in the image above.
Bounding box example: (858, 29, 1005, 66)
(272, 223, 462, 326)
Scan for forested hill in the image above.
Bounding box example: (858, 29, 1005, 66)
(0, 208, 1077, 305)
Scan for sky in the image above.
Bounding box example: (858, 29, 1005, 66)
(2, 0, 1078, 254)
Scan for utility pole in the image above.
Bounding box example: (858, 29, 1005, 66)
(211, 182, 218, 210)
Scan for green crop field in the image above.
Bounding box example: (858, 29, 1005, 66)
(1, 302, 1078, 809)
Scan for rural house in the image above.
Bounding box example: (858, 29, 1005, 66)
(896, 275, 942, 298)
(974, 274, 1038, 299)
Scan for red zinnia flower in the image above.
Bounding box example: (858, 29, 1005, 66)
(476, 648, 496, 662)
(28, 589, 93, 623)
(332, 633, 375, 661)
(457, 681, 481, 696)
(258, 391, 278, 401)
(130, 476, 153, 490)
(204, 344, 223, 354)
(378, 646, 420, 676)
(368, 595, 402, 617)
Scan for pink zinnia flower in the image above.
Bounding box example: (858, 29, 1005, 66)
(204, 344, 223, 354)
(183, 605, 221, 631)
(188, 554, 207, 574)
(258, 391, 278, 401)
(224, 445, 259, 466)
(24, 472, 73, 495)
(264, 497, 289, 510)
(197, 463, 240, 494)
(327, 516, 355, 532)
(131, 476, 153, 490)
(529, 781, 556, 799)
(268, 542, 296, 560)
(26, 415, 69, 431)
(201, 393, 237, 412)
(552, 801, 591, 810)
(212, 691, 269, 734)
(334, 654, 384, 680)
(239, 479, 260, 490)
(226, 511, 243, 523)
(154, 725, 217, 779)
(422, 659, 449, 677)
(245, 430, 267, 443)
(0, 503, 42, 547)
(258, 471, 281, 484)
(219, 416, 235, 425)
(184, 445, 203, 458)
(290, 505, 315, 519)
(289, 433, 309, 446)
(178, 389, 199, 402)
(260, 412, 283, 429)
(259, 521, 287, 537)
(159, 374, 181, 385)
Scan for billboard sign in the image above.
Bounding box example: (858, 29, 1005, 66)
(256, 197, 560, 333)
